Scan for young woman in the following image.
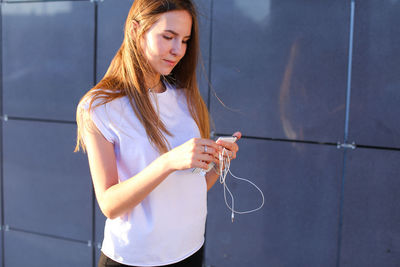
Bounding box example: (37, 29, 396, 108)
(75, 0, 241, 266)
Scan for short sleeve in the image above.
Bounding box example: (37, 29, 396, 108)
(78, 98, 116, 144)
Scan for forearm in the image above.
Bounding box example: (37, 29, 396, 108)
(98, 153, 174, 219)
(205, 167, 220, 191)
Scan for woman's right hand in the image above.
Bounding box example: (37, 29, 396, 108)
(164, 138, 221, 171)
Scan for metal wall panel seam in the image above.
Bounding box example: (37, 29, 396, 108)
(2, 226, 90, 245)
(0, 3, 4, 266)
(206, 0, 214, 112)
(353, 144, 400, 152)
(336, 1, 356, 267)
(204, 1, 214, 265)
(214, 132, 400, 152)
(91, 1, 98, 266)
(344, 0, 356, 144)
(1, 115, 76, 125)
(336, 148, 349, 267)
(214, 132, 338, 147)
(215, 133, 400, 153)
(337, 142, 356, 150)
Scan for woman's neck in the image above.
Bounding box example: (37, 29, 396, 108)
(146, 74, 165, 93)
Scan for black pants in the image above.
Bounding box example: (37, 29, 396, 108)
(98, 246, 204, 267)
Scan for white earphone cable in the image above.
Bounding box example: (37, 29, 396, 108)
(218, 148, 265, 222)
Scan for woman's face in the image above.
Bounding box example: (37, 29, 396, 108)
(141, 10, 192, 77)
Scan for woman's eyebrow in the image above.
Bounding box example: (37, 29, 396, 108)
(164, 29, 191, 39)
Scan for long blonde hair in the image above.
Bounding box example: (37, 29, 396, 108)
(75, 0, 210, 154)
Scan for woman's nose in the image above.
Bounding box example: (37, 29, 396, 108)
(171, 40, 184, 57)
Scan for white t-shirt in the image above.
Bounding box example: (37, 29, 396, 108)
(80, 83, 207, 266)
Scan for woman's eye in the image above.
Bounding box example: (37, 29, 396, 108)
(182, 39, 189, 44)
(163, 36, 173, 40)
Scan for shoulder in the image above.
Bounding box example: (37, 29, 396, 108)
(78, 90, 128, 115)
(76, 90, 129, 131)
(77, 90, 127, 144)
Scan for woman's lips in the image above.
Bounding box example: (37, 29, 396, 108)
(164, 59, 176, 66)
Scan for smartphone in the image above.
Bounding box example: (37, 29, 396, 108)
(192, 135, 237, 175)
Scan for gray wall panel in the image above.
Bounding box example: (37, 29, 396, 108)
(4, 230, 91, 267)
(194, 0, 211, 100)
(339, 148, 400, 266)
(97, 0, 133, 83)
(348, 0, 400, 148)
(210, 0, 349, 142)
(3, 120, 92, 241)
(2, 1, 94, 121)
(0, 232, 2, 266)
(95, 202, 106, 244)
(206, 139, 342, 266)
(95, 245, 102, 267)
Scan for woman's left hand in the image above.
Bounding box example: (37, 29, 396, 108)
(205, 132, 241, 190)
(215, 131, 241, 165)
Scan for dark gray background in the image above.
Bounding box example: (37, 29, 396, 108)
(0, 0, 399, 266)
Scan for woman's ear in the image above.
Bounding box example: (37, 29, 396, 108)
(130, 20, 140, 38)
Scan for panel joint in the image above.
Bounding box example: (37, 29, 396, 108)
(337, 142, 356, 150)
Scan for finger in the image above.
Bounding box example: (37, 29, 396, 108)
(221, 150, 235, 159)
(198, 146, 219, 159)
(213, 154, 221, 165)
(217, 141, 238, 153)
(232, 131, 242, 140)
(219, 143, 238, 160)
(195, 138, 220, 151)
(196, 153, 219, 165)
(198, 144, 222, 158)
(195, 161, 209, 170)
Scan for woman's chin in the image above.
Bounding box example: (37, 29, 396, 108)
(159, 69, 173, 76)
